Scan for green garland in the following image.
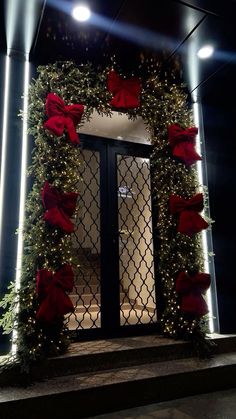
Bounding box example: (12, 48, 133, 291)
(0, 60, 211, 371)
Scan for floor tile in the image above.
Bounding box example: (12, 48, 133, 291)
(88, 388, 236, 419)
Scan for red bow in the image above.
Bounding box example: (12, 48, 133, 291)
(43, 93, 84, 144)
(42, 182, 78, 233)
(107, 70, 141, 109)
(169, 193, 209, 237)
(176, 271, 211, 317)
(36, 265, 74, 323)
(168, 124, 201, 166)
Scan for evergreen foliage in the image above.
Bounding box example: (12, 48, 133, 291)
(0, 60, 211, 372)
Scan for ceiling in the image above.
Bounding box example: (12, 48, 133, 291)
(1, 0, 236, 107)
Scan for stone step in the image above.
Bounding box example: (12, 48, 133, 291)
(74, 279, 100, 288)
(75, 303, 101, 313)
(76, 248, 100, 259)
(40, 334, 236, 378)
(76, 254, 101, 266)
(78, 259, 100, 266)
(76, 269, 100, 278)
(1, 334, 236, 385)
(74, 253, 100, 263)
(73, 282, 128, 292)
(71, 294, 100, 306)
(1, 348, 236, 419)
(74, 284, 100, 294)
(73, 302, 132, 313)
(77, 270, 100, 278)
(70, 293, 127, 306)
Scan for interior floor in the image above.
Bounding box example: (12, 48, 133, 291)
(66, 306, 155, 329)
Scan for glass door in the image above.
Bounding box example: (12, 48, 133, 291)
(67, 148, 102, 332)
(117, 154, 157, 326)
(66, 136, 157, 339)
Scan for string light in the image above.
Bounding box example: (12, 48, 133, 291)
(0, 59, 212, 368)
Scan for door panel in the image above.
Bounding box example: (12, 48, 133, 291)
(117, 155, 157, 326)
(66, 135, 157, 339)
(67, 148, 101, 331)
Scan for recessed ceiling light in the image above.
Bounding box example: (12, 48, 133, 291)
(72, 4, 91, 22)
(197, 45, 214, 59)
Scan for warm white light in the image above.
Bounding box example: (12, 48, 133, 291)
(12, 58, 30, 355)
(72, 4, 91, 21)
(197, 45, 214, 59)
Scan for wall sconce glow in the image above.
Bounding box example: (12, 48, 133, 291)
(197, 45, 214, 59)
(72, 4, 91, 21)
(12, 58, 30, 355)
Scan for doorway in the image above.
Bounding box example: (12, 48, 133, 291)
(66, 135, 158, 339)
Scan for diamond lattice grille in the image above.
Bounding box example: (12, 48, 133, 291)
(66, 149, 101, 330)
(117, 155, 157, 325)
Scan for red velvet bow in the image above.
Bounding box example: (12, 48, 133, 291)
(169, 193, 209, 237)
(36, 265, 74, 323)
(42, 182, 78, 233)
(107, 70, 141, 109)
(43, 93, 84, 144)
(176, 271, 211, 317)
(168, 124, 201, 166)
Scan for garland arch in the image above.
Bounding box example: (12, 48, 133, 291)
(0, 60, 213, 369)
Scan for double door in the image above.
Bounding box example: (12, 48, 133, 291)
(67, 135, 158, 339)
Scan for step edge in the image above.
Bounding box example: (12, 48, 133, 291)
(1, 357, 236, 403)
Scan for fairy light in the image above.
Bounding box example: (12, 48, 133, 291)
(0, 59, 215, 364)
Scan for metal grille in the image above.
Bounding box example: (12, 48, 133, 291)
(66, 149, 101, 330)
(117, 155, 157, 325)
(66, 145, 157, 332)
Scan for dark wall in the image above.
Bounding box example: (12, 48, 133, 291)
(203, 63, 236, 333)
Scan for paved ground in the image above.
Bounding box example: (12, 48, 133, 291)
(89, 388, 236, 418)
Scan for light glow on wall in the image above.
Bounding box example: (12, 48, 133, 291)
(192, 100, 204, 187)
(0, 54, 11, 254)
(2, 0, 43, 353)
(12, 58, 30, 354)
(186, 12, 219, 333)
(193, 100, 218, 334)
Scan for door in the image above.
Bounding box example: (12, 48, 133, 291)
(66, 135, 158, 339)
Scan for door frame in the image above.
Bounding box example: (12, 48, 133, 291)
(72, 134, 160, 340)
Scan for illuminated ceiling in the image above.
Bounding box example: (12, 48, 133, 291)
(0, 0, 236, 106)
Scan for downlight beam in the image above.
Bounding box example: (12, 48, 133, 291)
(187, 23, 219, 333)
(0, 54, 11, 254)
(12, 57, 30, 355)
(1, 0, 45, 355)
(193, 99, 219, 334)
